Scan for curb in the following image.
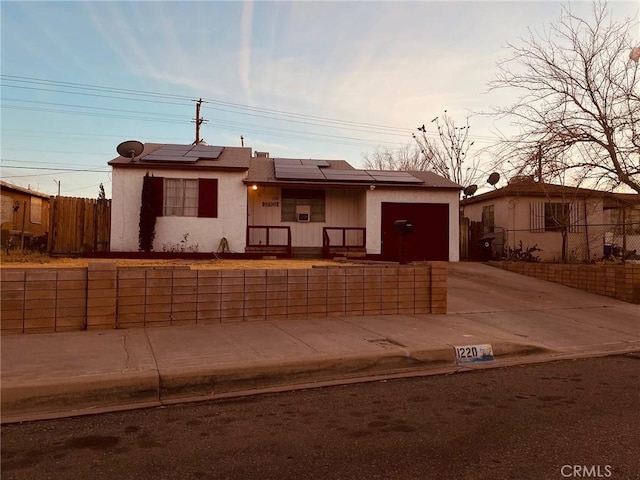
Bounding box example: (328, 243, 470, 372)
(1, 341, 546, 423)
(1, 370, 159, 422)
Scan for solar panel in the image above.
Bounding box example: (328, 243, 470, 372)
(184, 146, 223, 159)
(144, 145, 196, 162)
(143, 144, 224, 162)
(366, 171, 424, 183)
(301, 159, 330, 167)
(323, 170, 373, 182)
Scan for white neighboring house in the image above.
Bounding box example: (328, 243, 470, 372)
(109, 143, 463, 261)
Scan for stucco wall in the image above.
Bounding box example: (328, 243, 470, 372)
(110, 168, 248, 253)
(463, 195, 607, 262)
(365, 188, 460, 261)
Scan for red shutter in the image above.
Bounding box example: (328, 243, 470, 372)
(198, 178, 218, 218)
(152, 176, 164, 217)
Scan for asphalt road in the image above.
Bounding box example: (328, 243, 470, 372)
(2, 354, 639, 480)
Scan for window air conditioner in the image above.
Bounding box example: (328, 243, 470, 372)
(296, 205, 311, 223)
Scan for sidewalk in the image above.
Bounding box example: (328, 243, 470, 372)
(2, 264, 639, 423)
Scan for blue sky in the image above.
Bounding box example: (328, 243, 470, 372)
(1, 1, 638, 198)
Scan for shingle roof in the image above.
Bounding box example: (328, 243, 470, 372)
(108, 143, 252, 170)
(245, 158, 461, 190)
(460, 181, 638, 205)
(0, 180, 51, 199)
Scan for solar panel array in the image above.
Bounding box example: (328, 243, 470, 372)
(144, 144, 224, 162)
(273, 159, 424, 184)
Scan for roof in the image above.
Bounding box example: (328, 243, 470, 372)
(460, 181, 629, 205)
(0, 180, 51, 199)
(245, 158, 461, 190)
(108, 143, 252, 171)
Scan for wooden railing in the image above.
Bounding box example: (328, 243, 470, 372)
(246, 225, 292, 257)
(323, 227, 366, 258)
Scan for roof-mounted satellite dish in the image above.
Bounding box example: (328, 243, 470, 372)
(487, 172, 500, 186)
(116, 140, 144, 162)
(463, 184, 478, 196)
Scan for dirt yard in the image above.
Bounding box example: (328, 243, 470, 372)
(0, 250, 356, 270)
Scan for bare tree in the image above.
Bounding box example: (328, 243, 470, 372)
(413, 112, 479, 187)
(489, 1, 640, 193)
(363, 111, 480, 188)
(362, 144, 425, 171)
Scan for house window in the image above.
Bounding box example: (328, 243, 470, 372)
(155, 177, 218, 218)
(164, 179, 198, 216)
(281, 189, 325, 222)
(482, 205, 494, 233)
(544, 203, 570, 231)
(30, 197, 42, 224)
(531, 201, 581, 233)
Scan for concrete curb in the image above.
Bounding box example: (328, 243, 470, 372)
(1, 341, 547, 423)
(1, 370, 159, 420)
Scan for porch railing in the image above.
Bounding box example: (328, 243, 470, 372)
(246, 225, 292, 257)
(322, 227, 366, 258)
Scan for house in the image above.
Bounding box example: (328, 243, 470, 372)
(0, 180, 50, 250)
(460, 180, 640, 262)
(109, 143, 462, 261)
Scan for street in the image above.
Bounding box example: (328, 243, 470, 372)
(2, 354, 639, 480)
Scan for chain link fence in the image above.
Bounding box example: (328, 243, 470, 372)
(487, 223, 640, 263)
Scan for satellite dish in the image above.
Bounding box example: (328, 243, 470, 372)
(463, 185, 478, 196)
(487, 172, 500, 186)
(116, 140, 144, 161)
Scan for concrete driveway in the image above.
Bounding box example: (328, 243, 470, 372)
(446, 262, 640, 351)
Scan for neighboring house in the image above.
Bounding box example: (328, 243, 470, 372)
(0, 181, 50, 249)
(461, 180, 640, 262)
(109, 143, 462, 261)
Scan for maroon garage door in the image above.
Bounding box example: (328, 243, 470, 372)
(381, 202, 449, 262)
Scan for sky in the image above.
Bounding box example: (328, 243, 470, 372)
(1, 0, 638, 199)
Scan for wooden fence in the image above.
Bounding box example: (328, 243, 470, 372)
(48, 197, 111, 254)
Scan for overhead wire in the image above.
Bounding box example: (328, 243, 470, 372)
(1, 74, 502, 144)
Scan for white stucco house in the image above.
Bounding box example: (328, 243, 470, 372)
(109, 143, 462, 261)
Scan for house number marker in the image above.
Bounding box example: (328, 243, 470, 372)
(454, 344, 495, 365)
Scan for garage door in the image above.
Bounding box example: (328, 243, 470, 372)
(381, 202, 449, 262)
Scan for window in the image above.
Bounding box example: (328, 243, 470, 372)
(281, 189, 325, 222)
(30, 197, 42, 224)
(154, 177, 218, 218)
(544, 202, 570, 231)
(164, 179, 198, 216)
(482, 205, 494, 233)
(531, 201, 580, 233)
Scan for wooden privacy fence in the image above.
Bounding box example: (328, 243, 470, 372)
(48, 197, 111, 254)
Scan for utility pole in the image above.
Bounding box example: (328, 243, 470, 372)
(192, 98, 208, 145)
(53, 179, 61, 196)
(537, 145, 543, 183)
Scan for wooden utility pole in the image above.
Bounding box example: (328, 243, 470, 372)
(537, 145, 543, 183)
(192, 98, 208, 145)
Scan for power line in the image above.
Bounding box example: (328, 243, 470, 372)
(1, 74, 503, 151)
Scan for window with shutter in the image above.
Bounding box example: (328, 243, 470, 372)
(156, 177, 218, 218)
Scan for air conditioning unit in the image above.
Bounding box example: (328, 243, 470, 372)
(296, 205, 311, 223)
